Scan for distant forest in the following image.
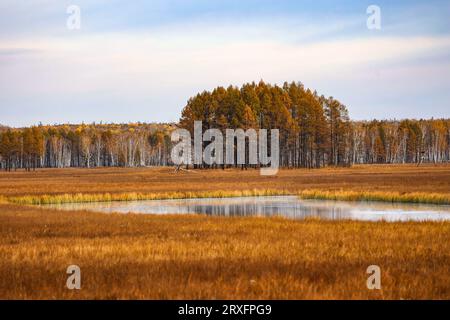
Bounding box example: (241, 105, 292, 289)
(0, 123, 174, 171)
(1, 81, 449, 171)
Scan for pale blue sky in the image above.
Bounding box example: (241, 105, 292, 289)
(1, 0, 449, 127)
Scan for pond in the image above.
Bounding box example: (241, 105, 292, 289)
(42, 196, 450, 222)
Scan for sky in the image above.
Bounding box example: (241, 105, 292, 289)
(0, 0, 450, 127)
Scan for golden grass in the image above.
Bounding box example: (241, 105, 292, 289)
(0, 203, 449, 300)
(7, 189, 289, 205)
(0, 164, 449, 197)
(7, 188, 450, 206)
(2, 163, 449, 206)
(1, 165, 449, 300)
(299, 190, 450, 205)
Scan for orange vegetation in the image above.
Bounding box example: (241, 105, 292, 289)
(0, 164, 449, 299)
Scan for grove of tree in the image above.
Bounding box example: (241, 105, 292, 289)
(1, 81, 449, 170)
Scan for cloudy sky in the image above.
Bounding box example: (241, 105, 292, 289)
(1, 0, 449, 127)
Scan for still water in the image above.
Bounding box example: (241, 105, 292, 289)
(42, 196, 450, 222)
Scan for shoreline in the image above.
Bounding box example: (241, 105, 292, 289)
(6, 189, 450, 206)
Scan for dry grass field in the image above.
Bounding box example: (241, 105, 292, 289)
(0, 164, 449, 299)
(1, 203, 449, 299)
(0, 164, 449, 197)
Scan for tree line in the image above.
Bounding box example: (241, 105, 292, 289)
(1, 80, 449, 170)
(0, 123, 173, 171)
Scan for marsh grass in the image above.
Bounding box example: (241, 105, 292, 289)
(298, 190, 450, 205)
(1, 166, 450, 299)
(0, 203, 449, 299)
(7, 189, 450, 206)
(7, 189, 290, 205)
(1, 165, 449, 198)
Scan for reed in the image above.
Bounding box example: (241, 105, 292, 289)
(298, 189, 450, 205)
(8, 188, 450, 206)
(1, 203, 449, 299)
(7, 189, 290, 205)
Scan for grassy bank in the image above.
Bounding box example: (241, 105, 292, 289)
(7, 189, 450, 205)
(7, 189, 290, 205)
(1, 203, 449, 299)
(298, 190, 450, 205)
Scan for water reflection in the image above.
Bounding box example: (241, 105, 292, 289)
(42, 196, 450, 222)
